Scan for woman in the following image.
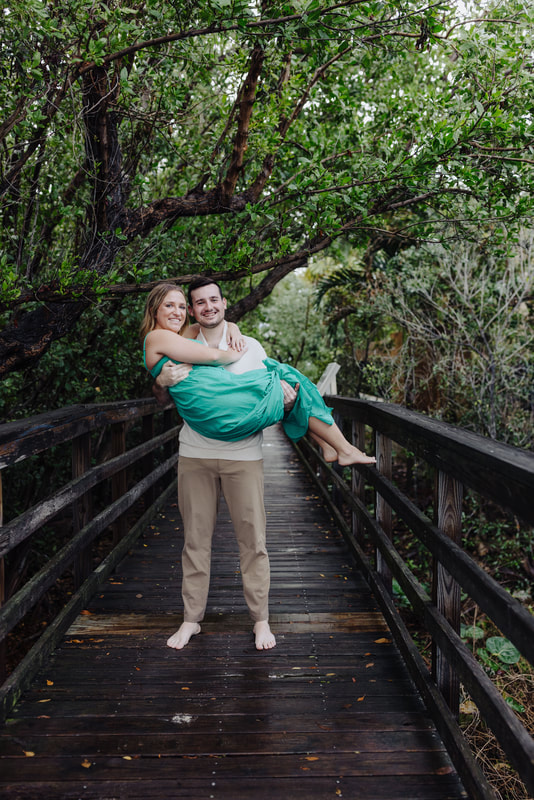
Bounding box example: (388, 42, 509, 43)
(141, 283, 375, 466)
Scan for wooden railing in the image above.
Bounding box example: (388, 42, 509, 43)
(0, 398, 178, 719)
(293, 395, 534, 800)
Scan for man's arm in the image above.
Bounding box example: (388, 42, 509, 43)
(152, 361, 192, 406)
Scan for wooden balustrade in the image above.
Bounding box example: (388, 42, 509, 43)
(1, 385, 533, 797)
(0, 399, 179, 718)
(293, 396, 534, 800)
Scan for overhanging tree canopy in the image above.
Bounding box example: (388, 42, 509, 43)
(1, 0, 532, 377)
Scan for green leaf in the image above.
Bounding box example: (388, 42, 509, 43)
(460, 624, 485, 641)
(505, 697, 525, 714)
(485, 637, 521, 665)
(477, 647, 500, 671)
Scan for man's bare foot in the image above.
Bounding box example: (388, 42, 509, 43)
(337, 446, 376, 467)
(253, 620, 276, 650)
(167, 622, 201, 650)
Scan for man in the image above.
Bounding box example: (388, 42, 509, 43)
(154, 276, 297, 651)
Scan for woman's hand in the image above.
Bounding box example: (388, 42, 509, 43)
(226, 321, 246, 352)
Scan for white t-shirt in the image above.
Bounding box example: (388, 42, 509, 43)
(178, 323, 268, 461)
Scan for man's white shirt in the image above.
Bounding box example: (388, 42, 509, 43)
(178, 322, 267, 461)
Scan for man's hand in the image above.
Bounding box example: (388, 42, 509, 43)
(153, 361, 192, 406)
(157, 361, 192, 387)
(280, 379, 299, 413)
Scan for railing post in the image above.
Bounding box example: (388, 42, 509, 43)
(351, 420, 366, 542)
(331, 411, 344, 510)
(160, 408, 176, 496)
(72, 433, 93, 587)
(111, 421, 128, 545)
(0, 471, 5, 682)
(142, 413, 156, 508)
(432, 469, 463, 717)
(375, 432, 393, 595)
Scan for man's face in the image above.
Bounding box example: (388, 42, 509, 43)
(188, 284, 227, 328)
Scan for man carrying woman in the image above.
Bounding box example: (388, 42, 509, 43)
(144, 277, 374, 651)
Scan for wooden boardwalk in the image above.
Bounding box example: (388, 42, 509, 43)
(0, 425, 467, 799)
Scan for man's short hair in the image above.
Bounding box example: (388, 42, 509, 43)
(187, 276, 224, 305)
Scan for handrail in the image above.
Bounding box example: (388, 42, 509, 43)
(0, 398, 179, 719)
(294, 395, 534, 800)
(0, 398, 160, 468)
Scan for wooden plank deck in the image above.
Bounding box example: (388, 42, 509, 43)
(0, 425, 468, 799)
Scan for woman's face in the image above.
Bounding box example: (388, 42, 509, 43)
(155, 290, 187, 333)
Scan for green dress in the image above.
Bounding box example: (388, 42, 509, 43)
(145, 345, 334, 442)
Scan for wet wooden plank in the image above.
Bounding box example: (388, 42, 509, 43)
(0, 425, 467, 799)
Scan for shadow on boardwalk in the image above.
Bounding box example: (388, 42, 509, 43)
(0, 425, 467, 799)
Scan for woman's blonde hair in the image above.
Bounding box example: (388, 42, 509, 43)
(139, 283, 187, 340)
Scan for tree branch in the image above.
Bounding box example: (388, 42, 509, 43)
(220, 44, 265, 201)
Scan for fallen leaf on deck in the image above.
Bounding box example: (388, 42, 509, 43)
(80, 610, 92, 616)
(304, 756, 319, 761)
(365, 662, 374, 668)
(81, 759, 91, 768)
(37, 699, 51, 703)
(24, 751, 35, 757)
(357, 696, 365, 702)
(46, 680, 53, 686)
(374, 638, 390, 644)
(123, 756, 132, 761)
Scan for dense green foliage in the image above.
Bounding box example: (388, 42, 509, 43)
(313, 229, 533, 445)
(1, 0, 533, 424)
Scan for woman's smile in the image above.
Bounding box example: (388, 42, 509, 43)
(155, 290, 188, 332)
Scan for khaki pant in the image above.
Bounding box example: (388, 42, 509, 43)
(177, 457, 269, 623)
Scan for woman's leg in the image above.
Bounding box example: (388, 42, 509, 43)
(308, 418, 376, 465)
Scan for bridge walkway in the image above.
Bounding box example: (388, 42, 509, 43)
(0, 425, 467, 799)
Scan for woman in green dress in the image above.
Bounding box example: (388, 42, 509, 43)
(141, 284, 375, 466)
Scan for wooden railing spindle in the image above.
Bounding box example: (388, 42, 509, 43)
(142, 414, 156, 508)
(111, 421, 128, 545)
(433, 470, 463, 716)
(376, 432, 393, 595)
(351, 420, 366, 542)
(72, 433, 92, 587)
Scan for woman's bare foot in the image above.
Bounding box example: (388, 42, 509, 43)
(337, 446, 376, 466)
(167, 622, 201, 650)
(320, 443, 338, 463)
(253, 620, 276, 650)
